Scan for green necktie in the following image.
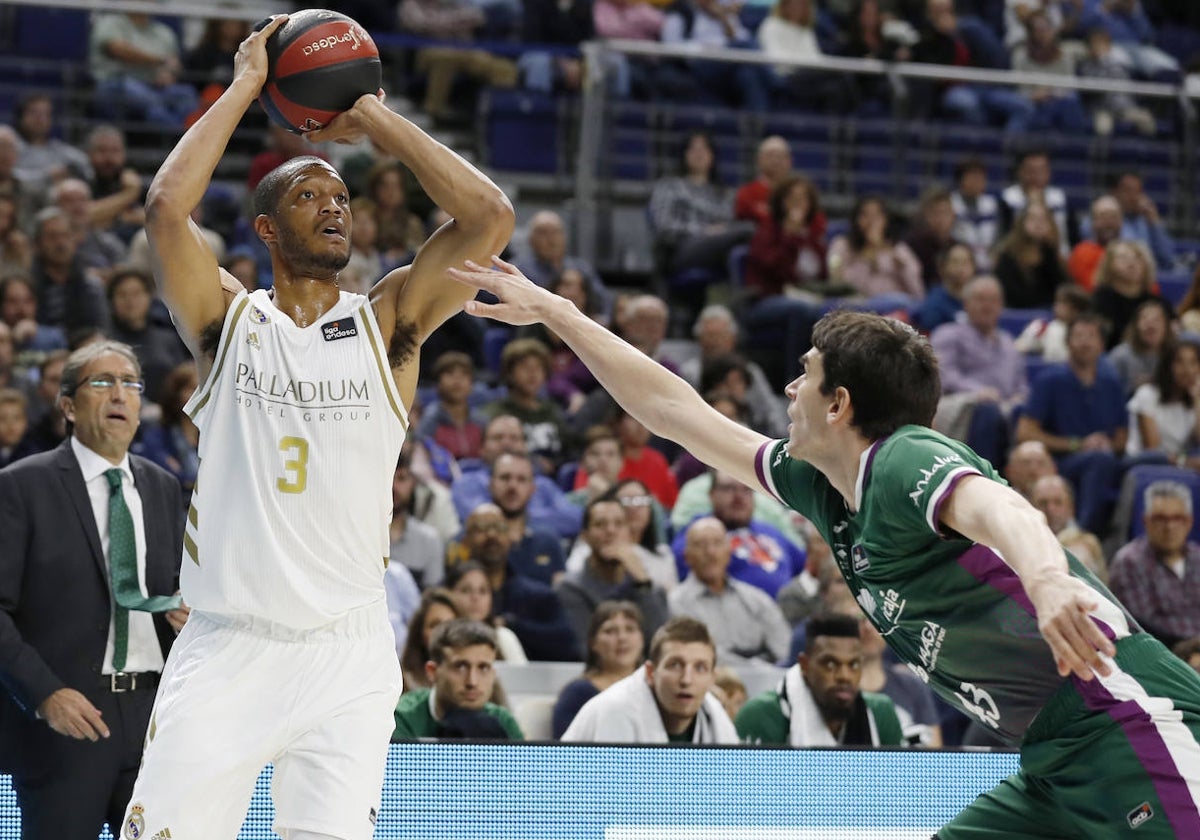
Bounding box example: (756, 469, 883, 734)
(105, 468, 182, 671)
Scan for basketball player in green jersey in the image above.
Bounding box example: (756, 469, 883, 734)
(451, 257, 1200, 838)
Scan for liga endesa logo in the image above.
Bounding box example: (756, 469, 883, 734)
(301, 24, 367, 57)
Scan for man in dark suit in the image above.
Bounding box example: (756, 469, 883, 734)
(0, 340, 186, 839)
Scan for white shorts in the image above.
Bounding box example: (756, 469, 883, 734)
(120, 601, 402, 840)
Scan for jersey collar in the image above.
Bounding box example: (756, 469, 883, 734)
(852, 438, 887, 513)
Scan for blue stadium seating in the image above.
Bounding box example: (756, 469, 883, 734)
(12, 7, 90, 62)
(480, 89, 561, 174)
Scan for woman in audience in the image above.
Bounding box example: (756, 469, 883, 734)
(362, 160, 428, 270)
(910, 242, 976, 333)
(446, 561, 528, 663)
(520, 269, 602, 416)
(991, 198, 1068, 309)
(827, 195, 924, 307)
(133, 361, 199, 508)
(551, 600, 645, 738)
(1108, 298, 1174, 397)
(1126, 337, 1200, 466)
(1176, 263, 1200, 337)
(903, 186, 960, 287)
(1092, 239, 1172, 351)
(399, 588, 461, 691)
(566, 478, 676, 590)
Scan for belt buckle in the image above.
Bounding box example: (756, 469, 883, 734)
(110, 671, 132, 693)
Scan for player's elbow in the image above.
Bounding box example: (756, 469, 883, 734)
(143, 184, 189, 228)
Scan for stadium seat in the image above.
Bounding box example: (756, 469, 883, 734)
(1126, 464, 1200, 542)
(1158, 269, 1190, 307)
(480, 89, 561, 174)
(483, 326, 514, 377)
(556, 461, 578, 492)
(12, 7, 90, 62)
(999, 308, 1051, 337)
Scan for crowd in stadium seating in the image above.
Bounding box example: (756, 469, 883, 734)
(2, 2, 1200, 755)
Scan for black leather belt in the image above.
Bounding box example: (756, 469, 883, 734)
(99, 671, 160, 693)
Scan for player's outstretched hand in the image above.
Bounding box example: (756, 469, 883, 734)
(1028, 573, 1116, 682)
(236, 14, 288, 93)
(448, 257, 560, 327)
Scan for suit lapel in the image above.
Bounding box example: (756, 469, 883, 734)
(55, 440, 107, 586)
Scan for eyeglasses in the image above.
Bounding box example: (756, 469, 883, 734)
(619, 494, 654, 508)
(79, 375, 145, 394)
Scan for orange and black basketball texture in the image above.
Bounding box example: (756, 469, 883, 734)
(256, 10, 381, 134)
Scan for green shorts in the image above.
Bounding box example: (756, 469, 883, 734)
(939, 633, 1200, 839)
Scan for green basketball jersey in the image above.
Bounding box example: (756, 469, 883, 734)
(756, 425, 1136, 745)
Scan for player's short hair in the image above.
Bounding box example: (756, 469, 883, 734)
(647, 616, 715, 665)
(810, 310, 940, 440)
(253, 156, 336, 218)
(429, 618, 498, 663)
(59, 340, 141, 398)
(433, 351, 475, 380)
(805, 613, 862, 653)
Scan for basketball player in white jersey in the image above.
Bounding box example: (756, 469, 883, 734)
(119, 16, 514, 840)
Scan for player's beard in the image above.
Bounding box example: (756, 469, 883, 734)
(278, 223, 351, 280)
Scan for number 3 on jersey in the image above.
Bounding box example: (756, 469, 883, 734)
(277, 436, 309, 494)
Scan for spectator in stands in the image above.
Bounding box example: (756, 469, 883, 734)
(1017, 312, 1126, 535)
(1125, 336, 1200, 466)
(671, 455, 804, 546)
(104, 267, 186, 402)
(648, 131, 753, 294)
(88, 13, 198, 128)
(758, 0, 850, 110)
(399, 588, 461, 690)
(417, 351, 487, 463)
(827, 195, 924, 306)
(451, 413, 583, 538)
(911, 242, 976, 333)
(566, 424, 625, 507)
(130, 361, 198, 509)
(1107, 297, 1173, 396)
(222, 250, 259, 293)
(931, 276, 1028, 467)
(1068, 195, 1123, 291)
(1092, 241, 1170, 352)
(950, 157, 1000, 271)
(0, 387, 34, 469)
(0, 322, 35, 407)
(711, 666, 748, 721)
(519, 271, 606, 416)
(29, 209, 108, 334)
(383, 558, 421, 664)
(904, 185, 961, 287)
(182, 18, 248, 92)
(0, 125, 42, 229)
(680, 305, 787, 437)
(735, 614, 903, 746)
(552, 600, 646, 738)
(1076, 26, 1157, 137)
(992, 199, 1069, 309)
(592, 0, 665, 96)
(392, 620, 524, 739)
(389, 452, 448, 588)
(398, 0, 519, 121)
(446, 562, 528, 662)
(485, 338, 571, 473)
(659, 0, 771, 111)
(1, 276, 66, 376)
(126, 202, 225, 276)
(557, 496, 671, 657)
(341, 199, 383, 295)
(457, 501, 579, 661)
(83, 125, 144, 243)
(520, 0, 612, 96)
(619, 294, 682, 375)
(1085, 0, 1180, 79)
(1108, 480, 1200, 648)
(669, 517, 791, 664)
(839, 0, 914, 108)
(1175, 637, 1200, 676)
(857, 612, 943, 746)
(11, 94, 92, 185)
(562, 616, 739, 743)
(1030, 474, 1107, 582)
(1004, 0, 1084, 49)
(1106, 171, 1175, 271)
(1010, 10, 1089, 134)
(1014, 283, 1093, 362)
(361, 160, 428, 270)
(21, 351, 68, 454)
(999, 148, 1075, 253)
(474, 451, 568, 585)
(1004, 439, 1057, 500)
(672, 390, 751, 485)
(734, 136, 794, 227)
(517, 209, 613, 327)
(698, 354, 779, 440)
(0, 194, 31, 275)
(569, 476, 674, 583)
(605, 404, 678, 509)
(672, 469, 806, 598)
(1179, 265, 1200, 337)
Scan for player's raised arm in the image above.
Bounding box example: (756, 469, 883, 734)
(940, 474, 1116, 681)
(450, 258, 771, 489)
(306, 96, 514, 343)
(144, 16, 288, 360)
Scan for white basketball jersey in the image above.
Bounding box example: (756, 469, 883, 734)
(182, 289, 407, 629)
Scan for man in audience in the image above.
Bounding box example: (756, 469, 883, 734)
(669, 517, 791, 665)
(51, 178, 126, 274)
(415, 351, 488, 463)
(949, 157, 1000, 271)
(734, 136, 794, 227)
(1004, 439, 1057, 500)
(671, 469, 806, 598)
(0, 341, 186, 839)
(391, 619, 524, 740)
(0, 387, 34, 468)
(931, 276, 1027, 468)
(474, 451, 567, 586)
(0, 323, 35, 407)
(12, 94, 92, 185)
(1109, 480, 1200, 648)
(29, 208, 108, 334)
(735, 614, 904, 746)
(485, 338, 571, 475)
(566, 424, 624, 508)
(562, 616, 739, 743)
(1068, 195, 1123, 290)
(1016, 313, 1125, 535)
(389, 452, 447, 589)
(518, 209, 612, 325)
(104, 267, 187, 403)
(451, 413, 583, 539)
(1109, 170, 1175, 270)
(0, 124, 44, 226)
(1030, 474, 1107, 582)
(22, 351, 68, 455)
(88, 12, 198, 128)
(84, 124, 144, 241)
(557, 496, 670, 658)
(1, 276, 67, 378)
(999, 148, 1075, 253)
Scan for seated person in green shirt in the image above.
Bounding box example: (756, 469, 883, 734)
(391, 619, 524, 741)
(736, 613, 903, 747)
